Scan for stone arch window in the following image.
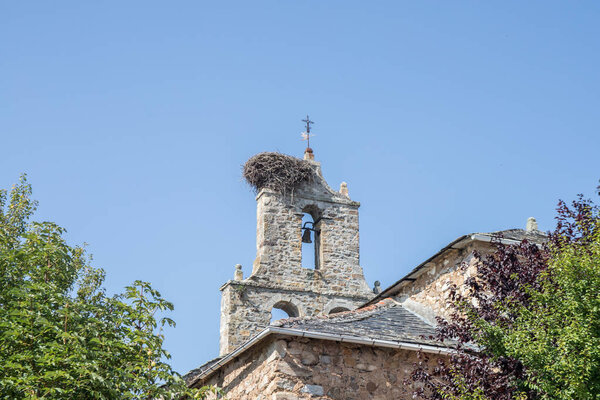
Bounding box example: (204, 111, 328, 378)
(270, 300, 299, 323)
(324, 299, 355, 315)
(301, 206, 322, 270)
(329, 307, 350, 315)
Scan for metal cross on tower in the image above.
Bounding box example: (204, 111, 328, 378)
(301, 115, 315, 149)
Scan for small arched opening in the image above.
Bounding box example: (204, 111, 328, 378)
(329, 307, 350, 315)
(270, 301, 299, 323)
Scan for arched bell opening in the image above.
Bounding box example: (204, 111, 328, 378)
(301, 205, 322, 270)
(270, 300, 299, 323)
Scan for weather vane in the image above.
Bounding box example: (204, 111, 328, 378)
(301, 115, 315, 149)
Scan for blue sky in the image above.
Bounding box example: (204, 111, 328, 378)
(2, 1, 599, 375)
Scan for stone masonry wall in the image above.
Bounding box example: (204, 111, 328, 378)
(202, 336, 442, 400)
(394, 242, 496, 324)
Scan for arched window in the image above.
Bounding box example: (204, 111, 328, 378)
(270, 301, 299, 323)
(301, 207, 321, 269)
(329, 307, 350, 315)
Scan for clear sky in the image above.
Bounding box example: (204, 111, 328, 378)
(2, 1, 599, 375)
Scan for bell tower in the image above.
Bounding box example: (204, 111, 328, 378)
(218, 149, 373, 355)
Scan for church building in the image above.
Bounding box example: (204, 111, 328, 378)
(184, 139, 546, 399)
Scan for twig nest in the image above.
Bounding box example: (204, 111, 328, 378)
(243, 152, 314, 194)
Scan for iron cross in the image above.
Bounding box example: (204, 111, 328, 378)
(301, 115, 314, 148)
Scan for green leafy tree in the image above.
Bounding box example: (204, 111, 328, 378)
(501, 195, 600, 398)
(0, 176, 214, 399)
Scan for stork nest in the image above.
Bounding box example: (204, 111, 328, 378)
(243, 152, 314, 194)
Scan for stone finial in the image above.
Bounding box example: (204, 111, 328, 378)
(339, 181, 349, 197)
(526, 217, 538, 232)
(304, 147, 314, 161)
(373, 280, 382, 294)
(234, 264, 243, 281)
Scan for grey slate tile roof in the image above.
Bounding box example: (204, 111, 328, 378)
(184, 299, 445, 386)
(272, 298, 440, 346)
(478, 228, 548, 243)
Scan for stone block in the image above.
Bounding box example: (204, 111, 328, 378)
(301, 384, 324, 396)
(272, 393, 299, 400)
(276, 360, 313, 378)
(300, 350, 319, 366)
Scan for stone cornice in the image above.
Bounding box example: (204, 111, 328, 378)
(219, 279, 372, 301)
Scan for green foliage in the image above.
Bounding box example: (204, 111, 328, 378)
(437, 369, 489, 400)
(0, 175, 215, 399)
(501, 199, 600, 399)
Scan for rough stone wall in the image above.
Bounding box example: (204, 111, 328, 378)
(219, 159, 373, 355)
(202, 336, 441, 400)
(394, 242, 496, 324)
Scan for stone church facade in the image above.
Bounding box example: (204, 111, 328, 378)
(185, 148, 546, 399)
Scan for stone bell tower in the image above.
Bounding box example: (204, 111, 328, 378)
(218, 148, 373, 355)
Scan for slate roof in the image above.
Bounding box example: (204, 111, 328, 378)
(184, 299, 445, 386)
(476, 228, 548, 243)
(272, 298, 439, 346)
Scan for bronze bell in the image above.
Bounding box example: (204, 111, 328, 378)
(301, 228, 312, 244)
